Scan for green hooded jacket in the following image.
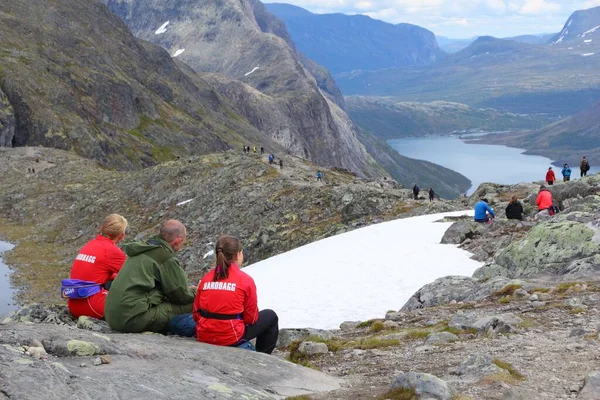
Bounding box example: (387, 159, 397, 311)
(105, 236, 196, 333)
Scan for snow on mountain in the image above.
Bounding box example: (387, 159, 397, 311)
(582, 25, 600, 37)
(155, 21, 169, 35)
(244, 66, 259, 77)
(244, 211, 481, 329)
(173, 49, 185, 57)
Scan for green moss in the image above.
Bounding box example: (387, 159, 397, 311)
(377, 387, 416, 400)
(404, 330, 430, 340)
(569, 307, 586, 314)
(494, 284, 521, 297)
(370, 320, 385, 333)
(151, 146, 175, 162)
(556, 282, 582, 293)
(285, 396, 313, 400)
(357, 319, 379, 328)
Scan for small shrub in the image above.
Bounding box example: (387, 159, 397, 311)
(555, 282, 581, 293)
(357, 319, 378, 328)
(499, 296, 512, 304)
(569, 307, 586, 314)
(377, 387, 416, 400)
(371, 321, 385, 333)
(404, 330, 430, 340)
(530, 287, 551, 293)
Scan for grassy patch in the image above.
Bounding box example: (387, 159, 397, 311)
(499, 296, 512, 304)
(492, 359, 525, 381)
(530, 287, 551, 293)
(494, 284, 521, 296)
(357, 319, 379, 328)
(479, 373, 523, 386)
(287, 341, 321, 370)
(377, 387, 416, 400)
(569, 307, 586, 315)
(404, 330, 430, 340)
(516, 317, 537, 328)
(555, 282, 582, 293)
(371, 320, 385, 333)
(151, 146, 175, 162)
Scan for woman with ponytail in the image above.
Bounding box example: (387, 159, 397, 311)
(193, 235, 279, 354)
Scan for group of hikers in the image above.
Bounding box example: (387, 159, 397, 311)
(267, 153, 284, 169)
(474, 184, 558, 223)
(62, 215, 279, 354)
(412, 184, 436, 202)
(243, 145, 264, 155)
(545, 157, 591, 185)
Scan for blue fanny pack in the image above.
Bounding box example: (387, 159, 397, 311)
(60, 279, 102, 300)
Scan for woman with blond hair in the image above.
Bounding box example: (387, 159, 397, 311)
(65, 214, 128, 319)
(193, 235, 279, 353)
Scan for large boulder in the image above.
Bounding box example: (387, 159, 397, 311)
(579, 371, 600, 399)
(391, 372, 457, 400)
(441, 222, 486, 244)
(0, 322, 340, 399)
(474, 220, 600, 279)
(449, 353, 505, 383)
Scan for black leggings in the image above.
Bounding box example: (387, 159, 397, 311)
(243, 309, 279, 354)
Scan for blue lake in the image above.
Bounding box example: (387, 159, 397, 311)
(388, 136, 598, 195)
(0, 241, 16, 317)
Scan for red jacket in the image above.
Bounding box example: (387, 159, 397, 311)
(546, 170, 556, 182)
(68, 235, 126, 318)
(193, 264, 258, 346)
(536, 189, 553, 211)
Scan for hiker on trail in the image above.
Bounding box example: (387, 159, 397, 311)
(32, 168, 35, 173)
(546, 167, 556, 186)
(562, 164, 572, 182)
(316, 170, 323, 182)
(279, 159, 283, 169)
(253, 146, 257, 154)
(429, 188, 435, 202)
(536, 185, 556, 219)
(64, 214, 127, 319)
(581, 157, 591, 178)
(27, 168, 31, 173)
(268, 154, 274, 165)
(505, 196, 524, 220)
(474, 198, 495, 223)
(412, 184, 420, 200)
(260, 147, 264, 154)
(193, 235, 279, 354)
(105, 220, 197, 337)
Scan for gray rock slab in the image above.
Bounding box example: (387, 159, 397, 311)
(391, 371, 457, 400)
(0, 322, 340, 399)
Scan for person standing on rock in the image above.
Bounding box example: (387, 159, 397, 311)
(412, 184, 420, 200)
(64, 214, 127, 319)
(546, 167, 556, 186)
(429, 188, 435, 202)
(505, 196, 524, 220)
(474, 198, 495, 223)
(580, 157, 591, 178)
(536, 185, 555, 219)
(562, 163, 572, 182)
(260, 146, 265, 154)
(193, 235, 279, 354)
(105, 220, 197, 337)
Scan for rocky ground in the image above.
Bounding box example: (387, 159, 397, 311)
(0, 146, 457, 304)
(4, 148, 600, 399)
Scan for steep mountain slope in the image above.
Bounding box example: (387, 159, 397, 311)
(550, 5, 600, 44)
(337, 34, 600, 116)
(436, 36, 476, 53)
(346, 97, 553, 139)
(508, 34, 555, 45)
(0, 0, 281, 168)
(102, 0, 378, 176)
(265, 3, 443, 74)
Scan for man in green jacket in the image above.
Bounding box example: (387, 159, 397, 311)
(105, 220, 197, 337)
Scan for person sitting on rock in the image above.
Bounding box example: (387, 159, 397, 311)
(65, 214, 127, 319)
(546, 167, 556, 186)
(505, 196, 524, 220)
(193, 235, 279, 354)
(105, 220, 197, 337)
(474, 198, 495, 223)
(536, 185, 555, 219)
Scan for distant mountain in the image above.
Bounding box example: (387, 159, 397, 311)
(336, 32, 600, 116)
(507, 34, 555, 45)
(264, 3, 443, 74)
(550, 5, 600, 44)
(436, 36, 476, 53)
(346, 97, 553, 139)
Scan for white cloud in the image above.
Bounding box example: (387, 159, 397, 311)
(263, 0, 600, 37)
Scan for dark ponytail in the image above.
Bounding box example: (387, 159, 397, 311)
(214, 235, 242, 281)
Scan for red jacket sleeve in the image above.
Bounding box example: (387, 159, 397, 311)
(536, 193, 541, 208)
(243, 278, 259, 325)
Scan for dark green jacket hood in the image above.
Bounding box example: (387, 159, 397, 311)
(122, 236, 174, 258)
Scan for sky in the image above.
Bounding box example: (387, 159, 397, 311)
(263, 0, 600, 38)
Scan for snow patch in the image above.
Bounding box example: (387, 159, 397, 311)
(244, 211, 481, 329)
(173, 49, 185, 57)
(244, 66, 260, 76)
(155, 21, 169, 35)
(582, 53, 595, 57)
(203, 250, 215, 259)
(582, 25, 600, 38)
(567, 19, 573, 27)
(177, 199, 194, 206)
